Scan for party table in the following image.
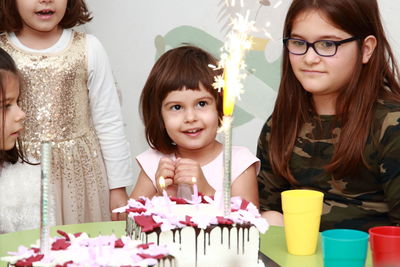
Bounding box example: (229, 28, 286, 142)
(0, 223, 373, 267)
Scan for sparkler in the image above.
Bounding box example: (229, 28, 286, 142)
(214, 11, 255, 215)
(40, 142, 52, 253)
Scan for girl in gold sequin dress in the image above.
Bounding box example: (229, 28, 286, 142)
(0, 0, 134, 225)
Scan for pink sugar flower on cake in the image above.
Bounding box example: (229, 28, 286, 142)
(8, 246, 35, 258)
(190, 214, 219, 229)
(153, 215, 178, 232)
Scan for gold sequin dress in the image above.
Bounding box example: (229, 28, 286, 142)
(0, 32, 110, 224)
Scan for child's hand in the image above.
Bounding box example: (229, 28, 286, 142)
(110, 187, 128, 221)
(174, 158, 215, 196)
(155, 157, 176, 195)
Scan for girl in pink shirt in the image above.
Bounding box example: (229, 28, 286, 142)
(130, 46, 260, 207)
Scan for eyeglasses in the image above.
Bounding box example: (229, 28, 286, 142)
(283, 37, 360, 57)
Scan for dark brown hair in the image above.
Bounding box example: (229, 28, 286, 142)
(269, 0, 400, 183)
(140, 45, 223, 154)
(0, 47, 28, 167)
(0, 0, 92, 32)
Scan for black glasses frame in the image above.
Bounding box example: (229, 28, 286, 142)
(283, 37, 361, 57)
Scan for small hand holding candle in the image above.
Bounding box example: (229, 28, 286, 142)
(155, 158, 175, 195)
(174, 158, 215, 196)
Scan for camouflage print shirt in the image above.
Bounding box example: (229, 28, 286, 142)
(257, 100, 400, 231)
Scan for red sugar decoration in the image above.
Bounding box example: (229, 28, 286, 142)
(138, 253, 166, 260)
(114, 238, 125, 248)
(179, 216, 198, 227)
(134, 215, 162, 232)
(51, 239, 71, 250)
(15, 254, 44, 267)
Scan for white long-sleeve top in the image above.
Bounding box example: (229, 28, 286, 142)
(0, 161, 56, 233)
(8, 29, 134, 189)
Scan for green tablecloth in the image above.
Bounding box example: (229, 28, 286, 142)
(0, 222, 373, 267)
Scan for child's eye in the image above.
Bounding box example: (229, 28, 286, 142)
(319, 40, 335, 48)
(198, 101, 207, 107)
(291, 39, 306, 47)
(171, 104, 181, 111)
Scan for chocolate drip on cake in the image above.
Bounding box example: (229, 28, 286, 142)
(237, 226, 240, 254)
(172, 228, 177, 243)
(244, 224, 251, 242)
(194, 227, 201, 267)
(206, 227, 212, 246)
(155, 228, 161, 245)
(203, 230, 207, 255)
(227, 225, 232, 249)
(159, 255, 176, 267)
(242, 225, 245, 254)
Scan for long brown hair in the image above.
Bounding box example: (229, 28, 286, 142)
(0, 0, 92, 32)
(0, 47, 28, 167)
(140, 45, 223, 154)
(269, 0, 400, 183)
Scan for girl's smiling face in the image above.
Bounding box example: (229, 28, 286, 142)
(0, 72, 26, 151)
(289, 10, 360, 112)
(16, 0, 68, 37)
(161, 84, 219, 154)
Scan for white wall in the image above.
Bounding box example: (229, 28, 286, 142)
(83, 0, 400, 187)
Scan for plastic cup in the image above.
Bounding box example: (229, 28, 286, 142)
(322, 229, 369, 267)
(369, 226, 400, 267)
(281, 189, 324, 255)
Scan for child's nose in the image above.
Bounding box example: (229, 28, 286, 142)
(184, 108, 197, 123)
(16, 106, 26, 122)
(303, 47, 321, 64)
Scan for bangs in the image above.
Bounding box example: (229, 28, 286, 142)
(157, 50, 218, 101)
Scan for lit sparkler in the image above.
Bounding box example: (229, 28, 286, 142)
(214, 11, 255, 215)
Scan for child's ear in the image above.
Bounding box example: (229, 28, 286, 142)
(361, 35, 377, 64)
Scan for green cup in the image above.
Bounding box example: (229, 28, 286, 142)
(322, 229, 369, 267)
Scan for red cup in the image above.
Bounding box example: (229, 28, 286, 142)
(369, 226, 400, 267)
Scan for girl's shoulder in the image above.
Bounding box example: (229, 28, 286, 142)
(372, 100, 400, 141)
(232, 145, 255, 156)
(0, 161, 40, 186)
(232, 146, 260, 173)
(84, 32, 103, 47)
(136, 148, 173, 163)
(259, 116, 273, 135)
(374, 100, 400, 122)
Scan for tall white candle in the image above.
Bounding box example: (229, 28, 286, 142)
(40, 142, 51, 253)
(213, 12, 255, 216)
(192, 176, 198, 198)
(159, 176, 171, 212)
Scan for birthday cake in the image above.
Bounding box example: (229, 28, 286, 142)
(115, 195, 269, 267)
(1, 230, 175, 267)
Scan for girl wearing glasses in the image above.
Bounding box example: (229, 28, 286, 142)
(258, 0, 400, 231)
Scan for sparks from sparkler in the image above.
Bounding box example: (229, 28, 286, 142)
(225, 0, 244, 7)
(213, 11, 255, 117)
